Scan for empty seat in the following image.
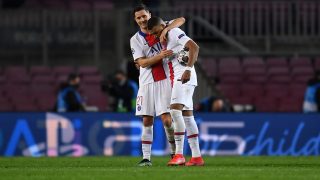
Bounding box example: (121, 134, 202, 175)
(201, 58, 217, 77)
(4, 84, 31, 96)
(53, 66, 75, 76)
(268, 67, 290, 76)
(0, 103, 14, 112)
(246, 75, 268, 84)
(291, 67, 314, 76)
(93, 0, 114, 10)
(36, 96, 56, 111)
(289, 83, 307, 99)
(294, 75, 314, 83)
(241, 84, 264, 98)
(5, 66, 29, 80)
(278, 98, 302, 112)
(217, 84, 241, 98)
(32, 75, 56, 84)
(244, 67, 267, 76)
(0, 76, 5, 84)
(266, 57, 288, 67)
(254, 97, 278, 112)
(242, 57, 265, 68)
(43, 0, 67, 9)
(315, 57, 320, 70)
(220, 76, 243, 84)
(30, 66, 52, 76)
(265, 84, 289, 98)
(231, 97, 253, 105)
(219, 57, 241, 67)
(269, 75, 291, 84)
(14, 103, 38, 112)
(82, 75, 103, 84)
(78, 66, 99, 76)
(219, 66, 242, 76)
(290, 57, 312, 67)
(85, 92, 108, 111)
(69, 0, 91, 10)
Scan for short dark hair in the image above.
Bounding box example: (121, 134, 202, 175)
(132, 4, 149, 17)
(115, 70, 126, 76)
(147, 16, 163, 30)
(68, 73, 79, 82)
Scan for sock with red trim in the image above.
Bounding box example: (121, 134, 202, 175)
(184, 116, 201, 157)
(141, 125, 153, 160)
(164, 123, 176, 154)
(170, 109, 185, 155)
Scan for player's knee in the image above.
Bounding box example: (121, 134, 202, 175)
(182, 110, 193, 116)
(170, 109, 182, 119)
(160, 113, 171, 125)
(143, 116, 154, 127)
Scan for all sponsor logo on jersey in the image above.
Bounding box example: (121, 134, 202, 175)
(150, 42, 162, 54)
(137, 105, 142, 111)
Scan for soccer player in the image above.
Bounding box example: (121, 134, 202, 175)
(130, 4, 186, 166)
(147, 16, 204, 166)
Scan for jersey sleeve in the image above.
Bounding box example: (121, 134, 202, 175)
(169, 28, 191, 47)
(130, 37, 145, 61)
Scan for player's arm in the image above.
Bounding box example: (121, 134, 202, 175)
(180, 40, 199, 84)
(160, 17, 185, 43)
(185, 40, 199, 67)
(135, 49, 173, 68)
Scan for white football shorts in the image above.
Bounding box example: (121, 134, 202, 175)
(171, 80, 195, 110)
(135, 79, 171, 117)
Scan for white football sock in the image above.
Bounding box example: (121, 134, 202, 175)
(164, 123, 176, 154)
(170, 109, 185, 155)
(184, 116, 201, 157)
(141, 125, 153, 160)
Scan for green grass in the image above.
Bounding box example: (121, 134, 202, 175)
(1, 156, 320, 180)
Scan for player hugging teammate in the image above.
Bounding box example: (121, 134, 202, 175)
(130, 4, 204, 166)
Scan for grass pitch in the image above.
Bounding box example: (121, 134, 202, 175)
(1, 156, 320, 180)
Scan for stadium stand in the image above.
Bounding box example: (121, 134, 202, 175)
(0, 66, 108, 112)
(200, 56, 319, 112)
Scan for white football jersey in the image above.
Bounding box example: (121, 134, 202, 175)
(130, 30, 169, 86)
(166, 28, 197, 86)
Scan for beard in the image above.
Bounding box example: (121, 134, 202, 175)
(140, 21, 148, 28)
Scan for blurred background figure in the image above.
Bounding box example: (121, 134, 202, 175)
(54, 73, 86, 112)
(303, 70, 320, 113)
(196, 95, 233, 112)
(101, 70, 138, 112)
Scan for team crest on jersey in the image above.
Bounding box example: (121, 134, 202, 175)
(131, 48, 135, 54)
(137, 105, 142, 111)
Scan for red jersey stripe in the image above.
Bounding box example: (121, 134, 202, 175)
(151, 62, 166, 82)
(168, 61, 174, 87)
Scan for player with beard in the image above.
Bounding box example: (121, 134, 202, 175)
(130, 4, 185, 166)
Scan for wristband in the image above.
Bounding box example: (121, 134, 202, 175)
(185, 66, 192, 71)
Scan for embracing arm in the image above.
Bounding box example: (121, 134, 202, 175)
(160, 17, 186, 43)
(135, 50, 173, 68)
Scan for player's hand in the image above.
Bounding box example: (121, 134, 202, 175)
(159, 28, 168, 43)
(159, 50, 173, 59)
(179, 70, 191, 84)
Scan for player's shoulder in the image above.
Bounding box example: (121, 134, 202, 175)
(168, 28, 187, 38)
(169, 27, 184, 33)
(130, 32, 140, 42)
